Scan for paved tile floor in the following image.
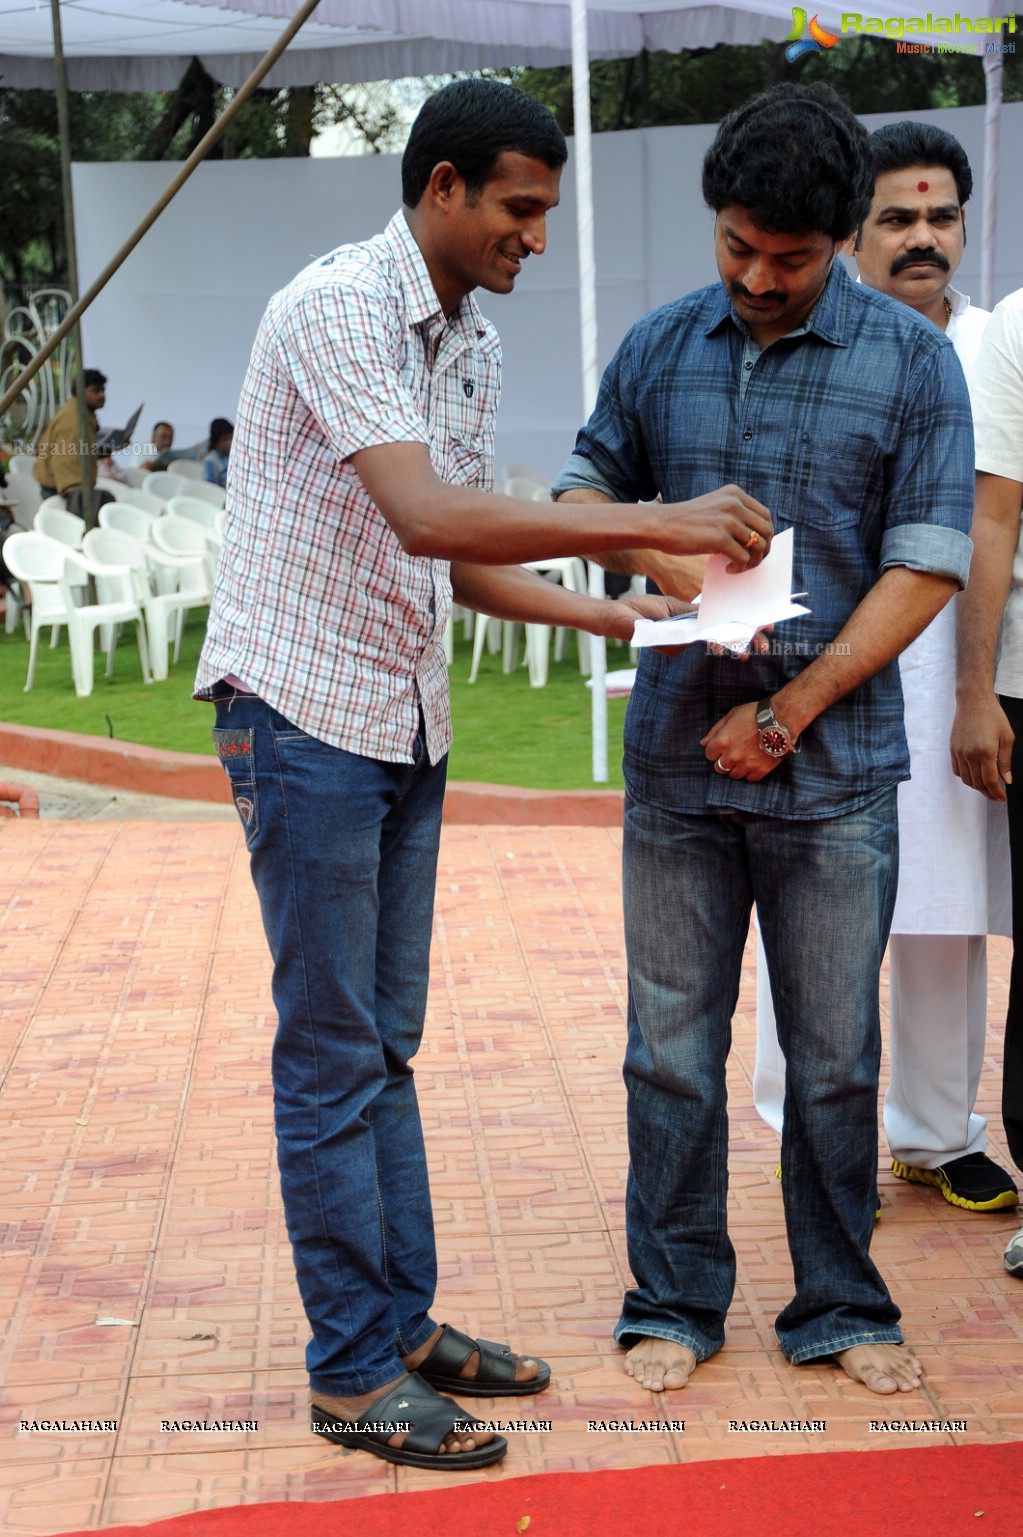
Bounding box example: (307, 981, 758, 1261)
(0, 807, 1020, 1534)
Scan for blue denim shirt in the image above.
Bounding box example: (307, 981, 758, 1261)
(552, 261, 974, 820)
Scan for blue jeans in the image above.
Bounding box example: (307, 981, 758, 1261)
(617, 790, 903, 1365)
(212, 687, 447, 1396)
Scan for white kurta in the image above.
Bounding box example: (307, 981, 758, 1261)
(891, 288, 1012, 937)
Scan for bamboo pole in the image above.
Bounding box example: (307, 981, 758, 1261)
(50, 0, 95, 525)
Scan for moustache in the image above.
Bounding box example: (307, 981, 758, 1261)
(732, 281, 786, 304)
(891, 249, 950, 275)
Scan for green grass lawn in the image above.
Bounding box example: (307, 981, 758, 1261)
(0, 608, 632, 790)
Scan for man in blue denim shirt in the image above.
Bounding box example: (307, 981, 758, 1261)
(554, 85, 974, 1397)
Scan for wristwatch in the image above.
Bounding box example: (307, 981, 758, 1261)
(756, 697, 801, 757)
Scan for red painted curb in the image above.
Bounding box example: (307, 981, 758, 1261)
(0, 723, 624, 826)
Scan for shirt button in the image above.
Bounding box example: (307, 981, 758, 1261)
(743, 429, 753, 440)
(744, 360, 753, 370)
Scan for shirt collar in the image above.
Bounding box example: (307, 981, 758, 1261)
(382, 211, 490, 341)
(946, 282, 971, 316)
(705, 257, 850, 348)
(854, 270, 972, 320)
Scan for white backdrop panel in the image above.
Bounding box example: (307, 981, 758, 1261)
(75, 102, 1023, 479)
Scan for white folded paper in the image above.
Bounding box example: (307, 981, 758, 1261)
(631, 527, 810, 652)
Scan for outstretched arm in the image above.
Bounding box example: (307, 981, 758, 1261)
(450, 561, 686, 643)
(351, 441, 772, 571)
(553, 486, 709, 601)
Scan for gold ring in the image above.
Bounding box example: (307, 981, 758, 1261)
(746, 529, 760, 550)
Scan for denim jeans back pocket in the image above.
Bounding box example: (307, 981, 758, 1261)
(213, 726, 259, 845)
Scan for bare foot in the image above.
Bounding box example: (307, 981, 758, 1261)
(623, 1337, 698, 1391)
(405, 1325, 542, 1388)
(834, 1343, 923, 1395)
(313, 1375, 494, 1456)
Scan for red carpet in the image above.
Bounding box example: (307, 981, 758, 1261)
(57, 1443, 1023, 1537)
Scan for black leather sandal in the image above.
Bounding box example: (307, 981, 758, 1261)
(311, 1373, 507, 1469)
(415, 1323, 551, 1397)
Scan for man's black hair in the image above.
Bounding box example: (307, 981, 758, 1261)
(74, 368, 107, 393)
(869, 120, 973, 206)
(702, 83, 873, 242)
(208, 417, 233, 450)
(152, 419, 174, 435)
(402, 78, 567, 208)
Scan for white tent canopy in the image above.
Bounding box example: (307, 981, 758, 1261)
(2, 2, 819, 90)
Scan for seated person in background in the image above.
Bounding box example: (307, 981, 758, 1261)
(144, 420, 176, 470)
(203, 419, 233, 487)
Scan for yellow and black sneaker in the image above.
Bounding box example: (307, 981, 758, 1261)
(891, 1152, 1018, 1212)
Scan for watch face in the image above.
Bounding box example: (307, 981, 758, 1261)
(758, 727, 790, 757)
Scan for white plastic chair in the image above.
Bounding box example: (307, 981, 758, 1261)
(172, 458, 205, 482)
(503, 465, 553, 500)
(85, 526, 208, 681)
(149, 513, 215, 621)
(9, 454, 37, 478)
(57, 548, 152, 697)
(2, 531, 75, 689)
(143, 471, 189, 503)
(521, 557, 591, 686)
(99, 501, 156, 542)
(167, 495, 222, 545)
(1, 518, 31, 636)
(35, 502, 85, 549)
(37, 493, 68, 513)
(1, 471, 43, 524)
(467, 557, 590, 688)
(119, 465, 148, 489)
(96, 480, 166, 515)
(467, 613, 517, 683)
(150, 512, 213, 564)
(180, 479, 226, 509)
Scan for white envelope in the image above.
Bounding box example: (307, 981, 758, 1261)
(631, 527, 810, 652)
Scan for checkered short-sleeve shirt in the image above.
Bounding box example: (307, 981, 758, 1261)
(195, 212, 500, 764)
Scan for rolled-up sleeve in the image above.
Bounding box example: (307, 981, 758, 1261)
(878, 337, 974, 588)
(879, 522, 973, 588)
(551, 452, 619, 500)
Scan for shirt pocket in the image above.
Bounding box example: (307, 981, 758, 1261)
(445, 432, 486, 488)
(776, 436, 881, 531)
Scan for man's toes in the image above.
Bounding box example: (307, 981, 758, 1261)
(859, 1366, 898, 1394)
(623, 1340, 696, 1392)
(835, 1345, 922, 1395)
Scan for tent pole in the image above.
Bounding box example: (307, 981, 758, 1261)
(569, 0, 609, 784)
(50, 0, 95, 525)
(0, 0, 323, 421)
(980, 20, 1003, 313)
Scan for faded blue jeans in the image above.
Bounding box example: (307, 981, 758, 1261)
(212, 686, 447, 1396)
(617, 789, 903, 1365)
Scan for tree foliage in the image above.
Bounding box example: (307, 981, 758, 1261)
(515, 37, 1018, 135)
(0, 66, 424, 296)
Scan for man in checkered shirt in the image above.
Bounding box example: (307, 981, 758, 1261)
(196, 78, 773, 1472)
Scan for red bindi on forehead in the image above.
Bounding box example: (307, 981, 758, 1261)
(917, 181, 929, 191)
